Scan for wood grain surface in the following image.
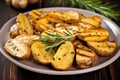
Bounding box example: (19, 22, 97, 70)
(0, 0, 120, 80)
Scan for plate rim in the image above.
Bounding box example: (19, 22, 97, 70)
(0, 7, 120, 75)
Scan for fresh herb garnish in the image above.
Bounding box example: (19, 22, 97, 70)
(34, 29, 76, 51)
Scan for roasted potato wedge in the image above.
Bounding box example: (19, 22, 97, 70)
(76, 44, 98, 68)
(55, 23, 80, 41)
(14, 34, 40, 46)
(79, 13, 85, 19)
(48, 11, 79, 23)
(41, 29, 65, 43)
(29, 9, 47, 20)
(72, 22, 98, 32)
(46, 16, 63, 23)
(87, 41, 117, 56)
(81, 16, 102, 28)
(4, 39, 31, 59)
(55, 27, 76, 41)
(9, 24, 19, 38)
(29, 9, 47, 26)
(55, 23, 80, 35)
(17, 13, 33, 35)
(77, 29, 109, 41)
(31, 41, 55, 64)
(33, 17, 54, 32)
(72, 39, 83, 48)
(51, 41, 75, 70)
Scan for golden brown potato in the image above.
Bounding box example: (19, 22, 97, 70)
(14, 34, 40, 46)
(40, 29, 65, 43)
(46, 16, 63, 23)
(81, 16, 102, 28)
(55, 27, 76, 41)
(17, 13, 33, 35)
(55, 23, 69, 27)
(55, 23, 80, 41)
(72, 39, 83, 48)
(31, 41, 55, 64)
(40, 31, 57, 42)
(4, 39, 31, 59)
(33, 17, 54, 32)
(29, 9, 47, 26)
(47, 11, 79, 23)
(77, 29, 109, 41)
(55, 23, 79, 35)
(51, 41, 75, 70)
(29, 9, 47, 20)
(72, 22, 99, 32)
(87, 41, 117, 56)
(9, 24, 19, 38)
(79, 13, 85, 19)
(76, 44, 98, 68)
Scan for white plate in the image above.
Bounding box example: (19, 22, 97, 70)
(0, 7, 120, 75)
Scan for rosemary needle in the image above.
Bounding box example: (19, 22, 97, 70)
(34, 30, 76, 51)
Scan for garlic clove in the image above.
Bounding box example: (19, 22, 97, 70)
(12, 0, 28, 9)
(18, 0, 28, 9)
(12, 0, 20, 9)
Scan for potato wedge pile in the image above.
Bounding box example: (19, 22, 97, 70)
(4, 9, 117, 70)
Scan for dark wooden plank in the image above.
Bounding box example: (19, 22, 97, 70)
(15, 68, 110, 80)
(9, 63, 17, 80)
(109, 57, 120, 80)
(0, 56, 10, 80)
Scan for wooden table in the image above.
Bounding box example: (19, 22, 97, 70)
(0, 0, 120, 80)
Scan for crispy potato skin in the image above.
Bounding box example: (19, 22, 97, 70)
(29, 9, 47, 20)
(9, 24, 19, 38)
(76, 44, 98, 68)
(81, 16, 102, 28)
(87, 41, 117, 56)
(77, 29, 109, 41)
(33, 17, 54, 32)
(31, 41, 55, 64)
(72, 39, 83, 48)
(4, 34, 40, 59)
(4, 39, 31, 59)
(17, 13, 33, 35)
(72, 22, 98, 32)
(46, 16, 63, 23)
(47, 11, 79, 23)
(14, 34, 40, 46)
(51, 41, 75, 70)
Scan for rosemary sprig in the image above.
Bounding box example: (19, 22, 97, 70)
(51, 0, 120, 20)
(34, 30, 76, 51)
